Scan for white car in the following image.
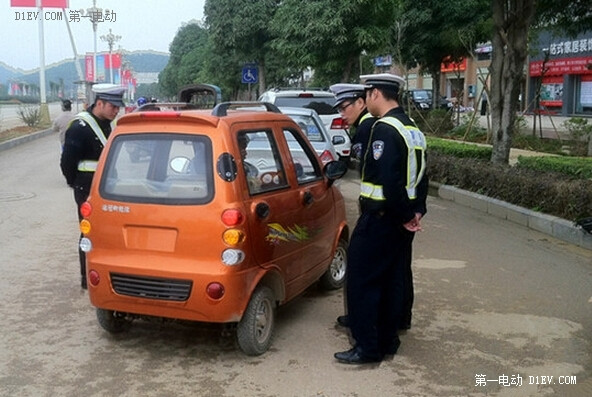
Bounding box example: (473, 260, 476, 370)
(278, 107, 338, 165)
(259, 89, 351, 164)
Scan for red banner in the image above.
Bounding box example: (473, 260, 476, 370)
(530, 56, 592, 76)
(104, 54, 121, 69)
(85, 55, 94, 82)
(11, 0, 68, 7)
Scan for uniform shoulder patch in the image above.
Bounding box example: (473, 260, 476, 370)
(372, 140, 384, 160)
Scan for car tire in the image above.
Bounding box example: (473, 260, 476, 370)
(320, 238, 348, 290)
(236, 286, 275, 356)
(96, 308, 132, 333)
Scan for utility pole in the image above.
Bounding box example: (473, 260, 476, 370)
(100, 29, 121, 84)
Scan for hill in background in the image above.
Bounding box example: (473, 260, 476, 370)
(0, 50, 169, 97)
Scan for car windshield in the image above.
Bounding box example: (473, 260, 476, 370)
(412, 90, 430, 100)
(274, 97, 337, 115)
(100, 133, 214, 205)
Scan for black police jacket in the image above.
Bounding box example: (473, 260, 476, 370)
(60, 106, 112, 192)
(360, 106, 428, 224)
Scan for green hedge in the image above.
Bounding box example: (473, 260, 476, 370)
(426, 137, 592, 220)
(516, 155, 592, 179)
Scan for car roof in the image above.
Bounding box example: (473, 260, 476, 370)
(117, 103, 295, 129)
(263, 90, 335, 98)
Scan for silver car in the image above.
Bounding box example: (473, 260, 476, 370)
(259, 90, 352, 163)
(279, 106, 339, 165)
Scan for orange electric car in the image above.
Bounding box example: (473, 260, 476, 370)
(80, 101, 349, 355)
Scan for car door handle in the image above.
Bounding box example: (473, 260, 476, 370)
(302, 191, 314, 206)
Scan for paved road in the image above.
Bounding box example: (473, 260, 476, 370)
(0, 102, 68, 132)
(1, 133, 591, 396)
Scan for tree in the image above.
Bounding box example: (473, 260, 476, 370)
(159, 22, 209, 97)
(396, 0, 490, 110)
(204, 0, 280, 93)
(271, 0, 395, 85)
(489, 0, 592, 164)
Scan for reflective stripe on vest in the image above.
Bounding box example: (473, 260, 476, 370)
(360, 112, 373, 123)
(74, 111, 107, 173)
(360, 116, 427, 200)
(78, 160, 98, 172)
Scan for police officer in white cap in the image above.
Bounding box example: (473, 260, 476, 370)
(60, 83, 126, 289)
(334, 73, 428, 364)
(329, 83, 377, 173)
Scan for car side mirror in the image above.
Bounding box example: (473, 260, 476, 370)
(323, 160, 347, 186)
(332, 136, 346, 145)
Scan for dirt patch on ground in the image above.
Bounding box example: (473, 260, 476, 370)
(0, 126, 42, 143)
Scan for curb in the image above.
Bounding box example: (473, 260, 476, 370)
(0, 128, 54, 152)
(431, 182, 592, 251)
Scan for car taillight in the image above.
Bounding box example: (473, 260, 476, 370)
(221, 209, 244, 226)
(80, 201, 92, 218)
(298, 93, 314, 98)
(331, 117, 347, 129)
(319, 150, 335, 164)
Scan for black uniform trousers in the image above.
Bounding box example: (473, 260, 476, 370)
(346, 209, 408, 359)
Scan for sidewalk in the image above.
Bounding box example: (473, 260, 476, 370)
(475, 113, 576, 140)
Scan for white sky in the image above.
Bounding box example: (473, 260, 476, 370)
(0, 0, 206, 70)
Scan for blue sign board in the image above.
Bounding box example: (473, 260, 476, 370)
(242, 65, 258, 84)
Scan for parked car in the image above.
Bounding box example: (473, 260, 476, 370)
(278, 106, 338, 165)
(258, 89, 351, 164)
(402, 89, 453, 111)
(80, 100, 349, 356)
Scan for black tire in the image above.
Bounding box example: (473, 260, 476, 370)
(96, 308, 132, 333)
(320, 239, 347, 290)
(236, 286, 275, 356)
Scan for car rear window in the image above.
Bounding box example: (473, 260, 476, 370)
(287, 114, 325, 142)
(99, 133, 214, 205)
(274, 97, 337, 115)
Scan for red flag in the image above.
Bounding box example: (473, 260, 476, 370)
(11, 0, 69, 8)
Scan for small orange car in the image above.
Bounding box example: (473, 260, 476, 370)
(80, 101, 349, 355)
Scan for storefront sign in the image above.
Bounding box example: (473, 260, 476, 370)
(530, 56, 592, 76)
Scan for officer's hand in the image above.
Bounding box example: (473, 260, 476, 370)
(403, 213, 422, 232)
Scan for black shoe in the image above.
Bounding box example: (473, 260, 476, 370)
(81, 276, 87, 290)
(336, 315, 349, 327)
(334, 346, 382, 364)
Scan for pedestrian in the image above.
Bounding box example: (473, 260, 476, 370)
(329, 83, 377, 328)
(329, 83, 377, 174)
(60, 83, 126, 289)
(53, 99, 74, 150)
(334, 73, 428, 364)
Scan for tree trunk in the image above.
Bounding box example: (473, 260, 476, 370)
(489, 0, 536, 165)
(258, 60, 266, 95)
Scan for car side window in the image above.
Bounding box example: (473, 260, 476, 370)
(283, 129, 322, 184)
(238, 130, 288, 195)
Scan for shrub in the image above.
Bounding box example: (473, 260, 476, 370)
(410, 108, 454, 135)
(563, 117, 592, 156)
(16, 105, 41, 127)
(517, 155, 592, 179)
(427, 136, 491, 159)
(427, 151, 592, 221)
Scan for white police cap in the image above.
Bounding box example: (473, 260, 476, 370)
(92, 83, 127, 107)
(360, 73, 405, 92)
(329, 83, 366, 108)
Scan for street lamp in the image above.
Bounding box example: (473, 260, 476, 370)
(80, 0, 112, 83)
(100, 28, 121, 84)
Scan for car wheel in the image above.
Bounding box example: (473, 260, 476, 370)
(96, 308, 132, 333)
(320, 238, 347, 290)
(236, 286, 275, 356)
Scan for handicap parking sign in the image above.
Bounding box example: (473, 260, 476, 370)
(242, 65, 258, 84)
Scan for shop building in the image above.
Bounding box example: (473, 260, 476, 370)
(528, 30, 592, 116)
